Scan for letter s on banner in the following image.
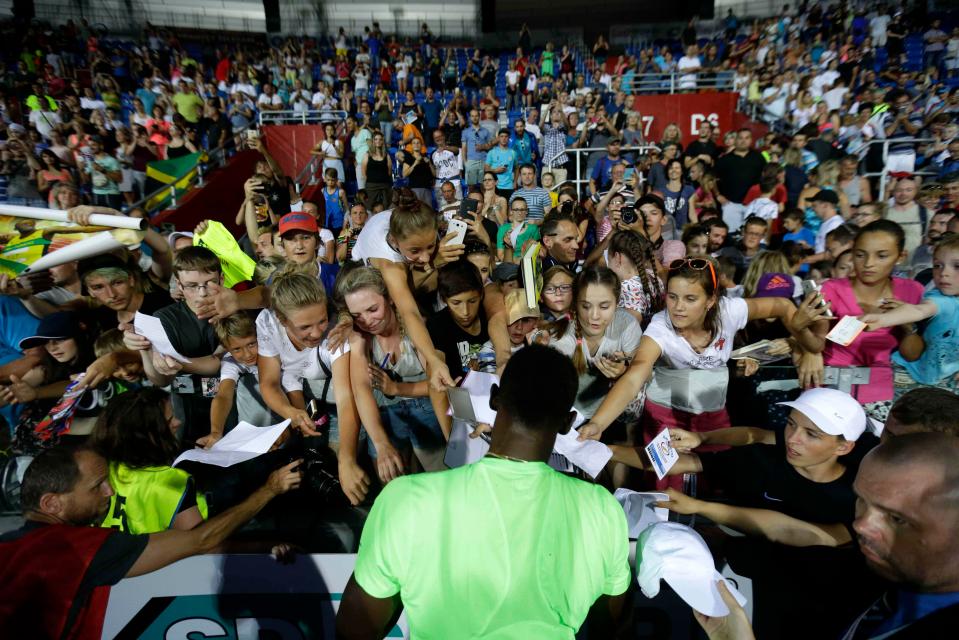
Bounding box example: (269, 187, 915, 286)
(165, 618, 228, 640)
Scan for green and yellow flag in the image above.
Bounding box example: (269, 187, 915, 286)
(144, 151, 207, 211)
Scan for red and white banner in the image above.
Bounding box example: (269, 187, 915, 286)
(630, 93, 742, 146)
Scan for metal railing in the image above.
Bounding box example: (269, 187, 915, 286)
(294, 155, 325, 195)
(546, 144, 662, 199)
(859, 137, 939, 202)
(630, 71, 736, 94)
(128, 125, 252, 216)
(258, 110, 349, 126)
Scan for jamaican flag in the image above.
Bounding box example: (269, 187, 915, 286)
(144, 151, 206, 211)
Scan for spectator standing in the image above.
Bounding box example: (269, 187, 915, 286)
(714, 128, 766, 231)
(462, 108, 494, 187)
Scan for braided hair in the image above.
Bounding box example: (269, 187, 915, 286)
(608, 229, 665, 318)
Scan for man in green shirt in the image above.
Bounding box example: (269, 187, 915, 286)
(336, 344, 631, 638)
(172, 80, 204, 124)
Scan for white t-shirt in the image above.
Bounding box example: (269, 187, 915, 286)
(231, 82, 257, 99)
(255, 309, 349, 400)
(815, 214, 844, 253)
(317, 227, 335, 260)
(352, 209, 404, 264)
(550, 308, 643, 417)
(677, 56, 701, 88)
(644, 296, 749, 370)
(431, 148, 459, 181)
(257, 93, 283, 109)
(505, 70, 520, 87)
(219, 354, 257, 382)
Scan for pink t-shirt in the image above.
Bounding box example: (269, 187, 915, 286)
(820, 277, 924, 404)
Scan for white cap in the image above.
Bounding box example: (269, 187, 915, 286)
(167, 231, 194, 249)
(778, 387, 866, 441)
(637, 522, 747, 617)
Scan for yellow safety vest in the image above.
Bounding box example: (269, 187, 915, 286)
(100, 462, 209, 534)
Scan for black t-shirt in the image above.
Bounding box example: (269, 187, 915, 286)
(265, 179, 291, 217)
(139, 288, 174, 316)
(404, 158, 434, 189)
(698, 430, 856, 525)
(686, 139, 719, 163)
(715, 150, 766, 203)
(156, 300, 220, 441)
(427, 306, 489, 379)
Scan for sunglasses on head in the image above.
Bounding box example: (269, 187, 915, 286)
(668, 258, 718, 290)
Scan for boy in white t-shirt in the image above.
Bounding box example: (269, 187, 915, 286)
(199, 313, 273, 448)
(744, 174, 783, 239)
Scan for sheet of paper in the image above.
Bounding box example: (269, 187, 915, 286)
(444, 418, 490, 469)
(173, 420, 290, 468)
(134, 311, 192, 363)
(826, 315, 867, 347)
(553, 429, 613, 479)
(458, 370, 499, 425)
(614, 488, 669, 538)
(645, 428, 679, 480)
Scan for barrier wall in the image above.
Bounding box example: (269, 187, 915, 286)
(631, 92, 742, 146)
(260, 125, 327, 185)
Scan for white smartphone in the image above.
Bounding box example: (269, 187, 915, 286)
(447, 219, 469, 245)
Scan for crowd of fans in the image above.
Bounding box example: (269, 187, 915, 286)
(2, 4, 959, 640)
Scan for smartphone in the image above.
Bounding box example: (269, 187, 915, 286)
(447, 218, 469, 245)
(246, 129, 260, 142)
(801, 279, 834, 318)
(459, 198, 479, 219)
(623, 167, 635, 181)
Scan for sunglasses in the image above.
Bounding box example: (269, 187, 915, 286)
(668, 258, 718, 290)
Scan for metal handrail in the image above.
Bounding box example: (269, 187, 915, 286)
(258, 110, 349, 126)
(293, 155, 324, 194)
(628, 70, 736, 94)
(128, 124, 253, 215)
(545, 144, 662, 199)
(859, 137, 938, 202)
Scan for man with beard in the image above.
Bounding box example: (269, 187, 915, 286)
(910, 209, 955, 272)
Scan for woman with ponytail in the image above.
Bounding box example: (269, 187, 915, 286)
(546, 266, 643, 418)
(606, 229, 665, 326)
(578, 256, 824, 490)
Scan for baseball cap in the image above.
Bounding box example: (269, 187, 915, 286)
(754, 272, 794, 298)
(19, 312, 79, 350)
(78, 252, 132, 281)
(809, 189, 839, 206)
(637, 522, 748, 617)
(505, 288, 540, 325)
(778, 387, 867, 441)
(492, 262, 520, 284)
(167, 231, 194, 249)
(278, 212, 319, 236)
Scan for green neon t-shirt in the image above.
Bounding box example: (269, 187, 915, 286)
(354, 457, 630, 638)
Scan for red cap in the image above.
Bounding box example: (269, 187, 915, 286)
(278, 212, 319, 236)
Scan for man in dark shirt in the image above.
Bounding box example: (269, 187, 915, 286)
(0, 444, 301, 639)
(540, 212, 580, 273)
(685, 121, 719, 168)
(718, 215, 768, 282)
(714, 128, 766, 231)
(122, 246, 223, 443)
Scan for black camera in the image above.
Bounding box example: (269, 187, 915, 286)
(621, 205, 639, 225)
(301, 400, 346, 505)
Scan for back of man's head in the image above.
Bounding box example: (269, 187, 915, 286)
(20, 445, 84, 513)
(496, 345, 577, 433)
(885, 388, 959, 439)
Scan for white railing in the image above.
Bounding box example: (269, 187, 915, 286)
(630, 71, 736, 95)
(859, 137, 939, 202)
(258, 110, 349, 126)
(546, 144, 662, 199)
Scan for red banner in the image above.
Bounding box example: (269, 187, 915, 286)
(631, 92, 742, 146)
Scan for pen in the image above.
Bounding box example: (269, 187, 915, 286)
(379, 352, 391, 369)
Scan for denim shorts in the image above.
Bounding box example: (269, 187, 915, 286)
(368, 396, 444, 457)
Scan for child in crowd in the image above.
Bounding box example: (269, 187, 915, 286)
(92, 329, 144, 386)
(744, 174, 783, 239)
(861, 235, 959, 398)
(200, 313, 272, 448)
(606, 229, 665, 326)
(781, 208, 815, 250)
(477, 288, 540, 369)
(427, 261, 490, 379)
(539, 265, 575, 321)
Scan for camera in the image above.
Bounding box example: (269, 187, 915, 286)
(621, 205, 639, 225)
(300, 399, 346, 504)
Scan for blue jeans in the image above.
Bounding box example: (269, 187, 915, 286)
(367, 396, 444, 456)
